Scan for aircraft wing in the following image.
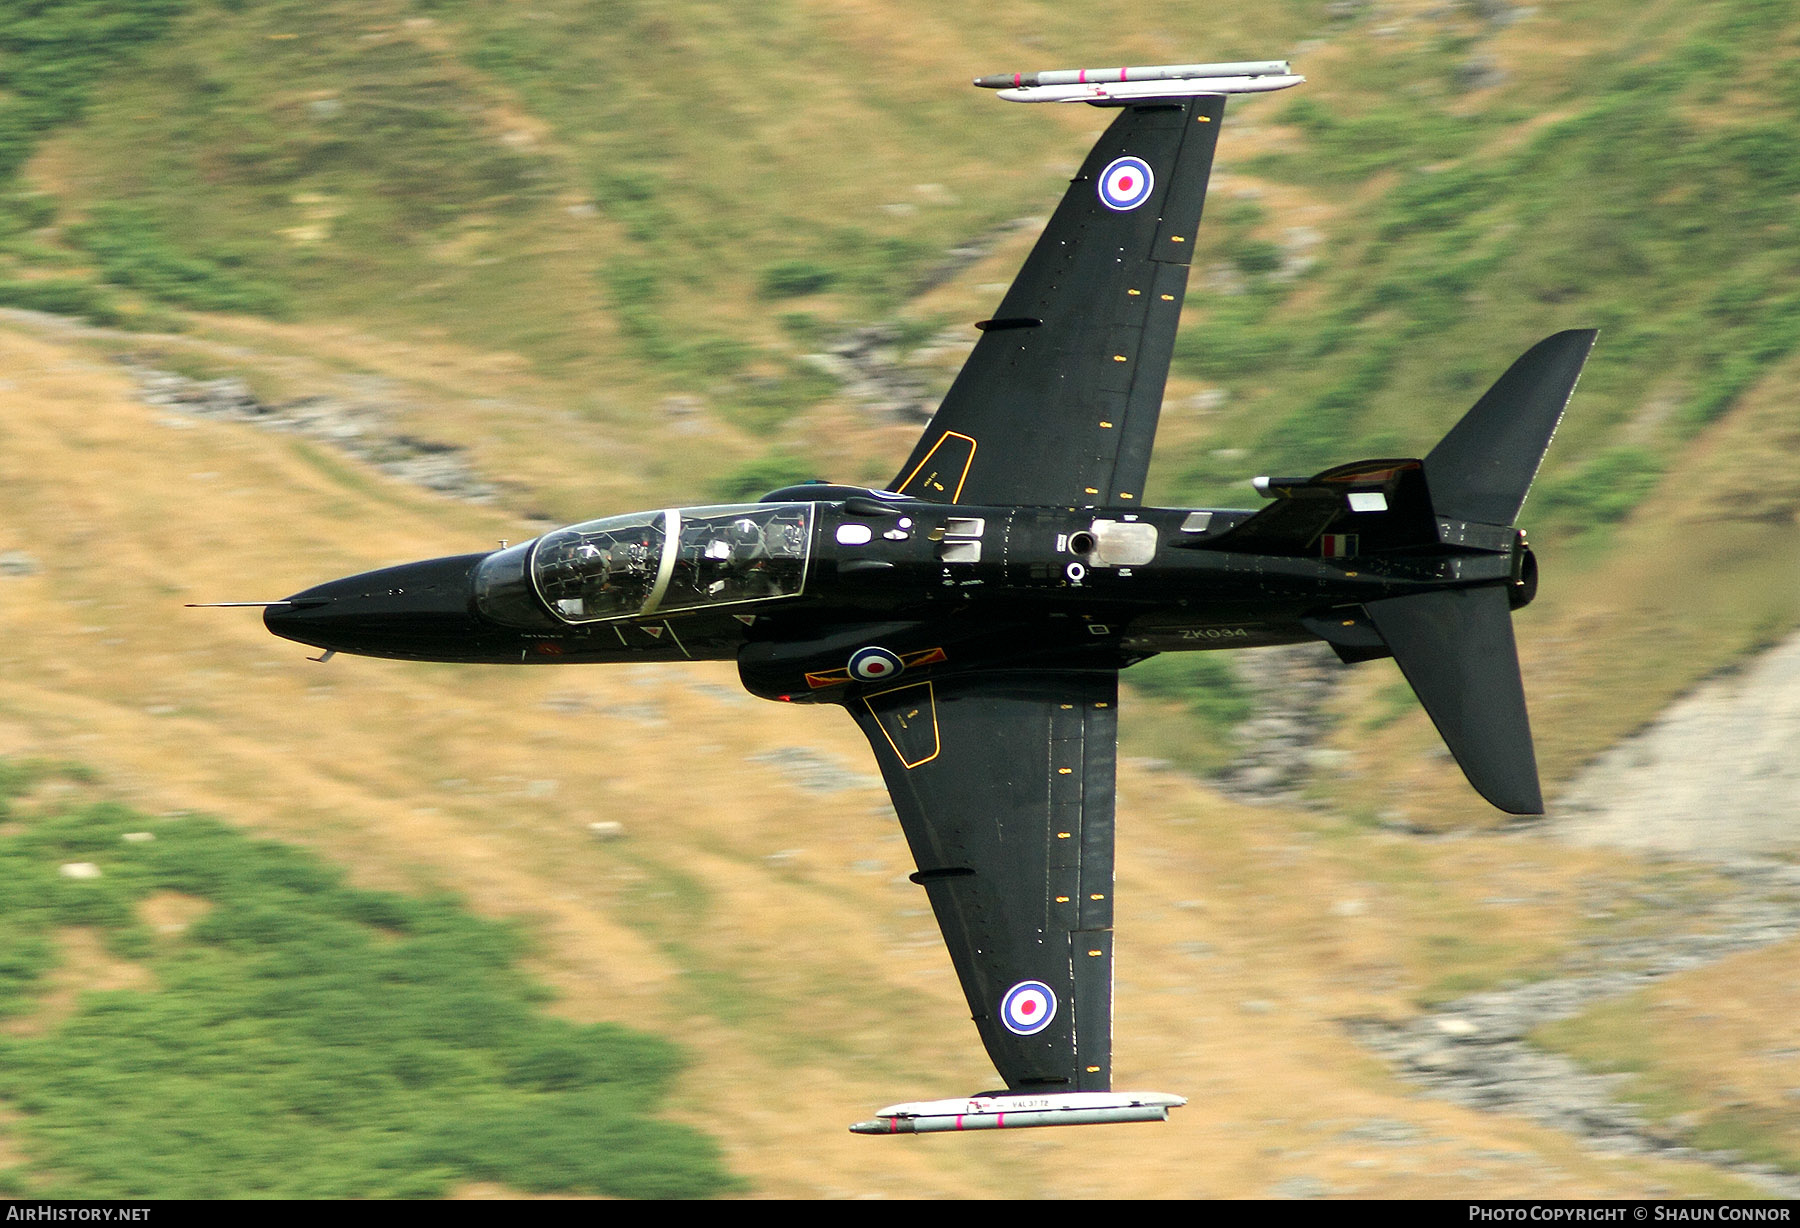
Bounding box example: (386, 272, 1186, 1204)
(889, 94, 1227, 507)
(848, 670, 1119, 1092)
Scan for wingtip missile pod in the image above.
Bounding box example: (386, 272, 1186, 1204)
(976, 59, 1304, 104)
(850, 1091, 1187, 1135)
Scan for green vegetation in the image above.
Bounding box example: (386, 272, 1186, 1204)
(1123, 653, 1252, 774)
(1532, 445, 1665, 529)
(0, 760, 739, 1199)
(0, 0, 188, 320)
(1164, 0, 1800, 541)
(711, 449, 819, 502)
(3, 0, 1794, 535)
(0, 0, 188, 183)
(72, 203, 289, 316)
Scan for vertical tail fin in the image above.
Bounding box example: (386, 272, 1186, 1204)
(1424, 329, 1597, 527)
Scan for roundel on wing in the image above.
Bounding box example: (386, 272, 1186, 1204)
(999, 980, 1057, 1036)
(1097, 156, 1155, 212)
(848, 645, 904, 682)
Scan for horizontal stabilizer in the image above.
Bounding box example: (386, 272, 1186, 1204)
(1425, 330, 1598, 528)
(1362, 586, 1543, 814)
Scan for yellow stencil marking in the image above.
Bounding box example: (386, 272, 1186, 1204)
(895, 432, 978, 502)
(862, 681, 940, 769)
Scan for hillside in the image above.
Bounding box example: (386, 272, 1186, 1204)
(0, 0, 1797, 1199)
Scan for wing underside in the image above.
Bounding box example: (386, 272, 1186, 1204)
(849, 670, 1120, 1092)
(890, 95, 1228, 507)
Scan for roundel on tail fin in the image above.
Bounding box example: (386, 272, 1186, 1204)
(1098, 157, 1154, 212)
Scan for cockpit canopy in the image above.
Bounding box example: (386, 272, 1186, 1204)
(522, 503, 813, 624)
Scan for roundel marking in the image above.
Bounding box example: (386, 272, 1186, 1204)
(1098, 156, 1154, 212)
(1000, 980, 1057, 1036)
(848, 645, 904, 682)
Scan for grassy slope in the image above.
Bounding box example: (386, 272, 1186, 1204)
(0, 0, 1796, 1197)
(0, 300, 1770, 1200)
(0, 763, 737, 1199)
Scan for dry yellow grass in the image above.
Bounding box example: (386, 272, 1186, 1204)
(0, 316, 1783, 1197)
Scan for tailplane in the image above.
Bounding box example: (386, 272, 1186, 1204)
(1362, 587, 1542, 814)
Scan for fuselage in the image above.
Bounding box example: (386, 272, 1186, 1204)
(264, 487, 1519, 702)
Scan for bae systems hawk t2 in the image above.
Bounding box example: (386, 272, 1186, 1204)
(240, 61, 1595, 1134)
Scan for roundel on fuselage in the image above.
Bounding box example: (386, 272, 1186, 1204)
(848, 645, 904, 682)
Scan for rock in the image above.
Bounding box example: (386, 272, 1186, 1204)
(1215, 643, 1347, 806)
(0, 550, 41, 577)
(1270, 1175, 1334, 1199)
(824, 324, 937, 422)
(907, 216, 1038, 298)
(747, 746, 882, 794)
(1453, 55, 1508, 92)
(125, 360, 497, 504)
(1555, 629, 1800, 860)
(1351, 864, 1800, 1196)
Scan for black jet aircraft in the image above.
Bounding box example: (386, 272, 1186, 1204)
(248, 61, 1595, 1133)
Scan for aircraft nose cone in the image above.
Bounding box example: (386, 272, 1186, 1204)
(262, 583, 345, 652)
(262, 595, 325, 643)
(261, 553, 489, 657)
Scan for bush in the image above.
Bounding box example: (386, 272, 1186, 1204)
(1126, 653, 1253, 732)
(72, 204, 288, 316)
(1533, 446, 1665, 526)
(758, 259, 839, 299)
(0, 278, 125, 325)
